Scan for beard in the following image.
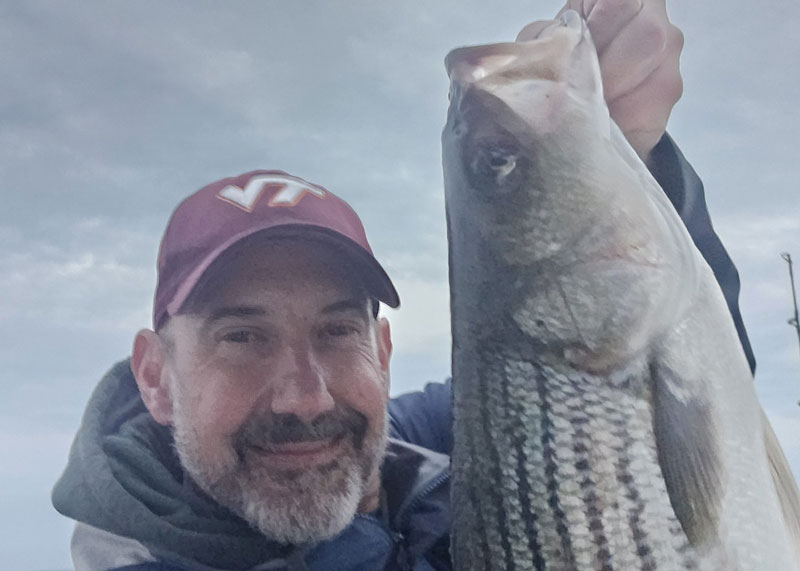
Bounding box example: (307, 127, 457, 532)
(170, 392, 388, 545)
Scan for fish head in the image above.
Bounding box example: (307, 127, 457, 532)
(445, 10, 607, 146)
(442, 12, 697, 372)
(442, 11, 616, 266)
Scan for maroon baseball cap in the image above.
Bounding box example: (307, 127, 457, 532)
(152, 169, 400, 329)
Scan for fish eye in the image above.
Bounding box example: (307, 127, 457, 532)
(488, 153, 515, 171)
(470, 143, 520, 187)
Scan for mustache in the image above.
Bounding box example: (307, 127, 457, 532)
(233, 408, 369, 453)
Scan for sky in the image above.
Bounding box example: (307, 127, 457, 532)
(1, 1, 799, 569)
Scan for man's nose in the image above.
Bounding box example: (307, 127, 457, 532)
(269, 345, 335, 423)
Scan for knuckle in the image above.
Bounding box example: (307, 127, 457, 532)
(647, 60, 683, 100)
(638, 18, 669, 56)
(649, 68, 684, 107)
(666, 74, 684, 103)
(670, 25, 685, 52)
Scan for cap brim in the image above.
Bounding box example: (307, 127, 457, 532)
(162, 223, 399, 326)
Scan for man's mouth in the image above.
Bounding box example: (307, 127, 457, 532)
(249, 434, 346, 469)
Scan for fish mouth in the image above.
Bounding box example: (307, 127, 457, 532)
(444, 10, 588, 87)
(557, 9, 585, 37)
(445, 44, 520, 85)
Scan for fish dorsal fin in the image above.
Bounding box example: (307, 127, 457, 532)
(762, 409, 800, 559)
(652, 363, 724, 547)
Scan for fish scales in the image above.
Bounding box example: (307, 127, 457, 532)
(443, 11, 800, 571)
(455, 347, 701, 569)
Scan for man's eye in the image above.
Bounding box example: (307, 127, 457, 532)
(222, 330, 260, 344)
(322, 324, 358, 339)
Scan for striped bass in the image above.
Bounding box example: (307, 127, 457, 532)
(442, 11, 800, 571)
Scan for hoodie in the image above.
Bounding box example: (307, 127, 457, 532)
(53, 360, 451, 571)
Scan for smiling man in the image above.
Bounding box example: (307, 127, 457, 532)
(144, 237, 393, 546)
(53, 170, 453, 570)
(53, 3, 758, 570)
(51, 155, 753, 570)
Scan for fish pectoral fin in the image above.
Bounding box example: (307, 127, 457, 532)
(762, 409, 800, 559)
(652, 363, 724, 547)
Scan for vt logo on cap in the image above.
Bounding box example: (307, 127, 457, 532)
(218, 173, 328, 212)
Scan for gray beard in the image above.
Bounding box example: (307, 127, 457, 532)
(170, 397, 388, 544)
(236, 453, 367, 544)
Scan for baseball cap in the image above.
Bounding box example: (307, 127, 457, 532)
(152, 169, 400, 329)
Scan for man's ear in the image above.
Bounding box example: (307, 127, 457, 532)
(376, 317, 393, 391)
(130, 329, 174, 425)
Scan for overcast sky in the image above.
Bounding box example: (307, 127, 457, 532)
(2, 2, 799, 569)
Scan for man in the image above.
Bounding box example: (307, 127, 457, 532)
(55, 170, 453, 570)
(53, 2, 755, 570)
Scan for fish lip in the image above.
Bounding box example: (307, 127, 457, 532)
(444, 11, 590, 89)
(444, 42, 521, 84)
(558, 9, 585, 35)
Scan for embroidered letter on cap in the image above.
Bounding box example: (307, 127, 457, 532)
(218, 174, 327, 212)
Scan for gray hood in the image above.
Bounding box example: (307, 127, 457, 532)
(52, 360, 292, 570)
(53, 360, 452, 571)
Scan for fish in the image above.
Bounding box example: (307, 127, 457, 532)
(442, 11, 800, 571)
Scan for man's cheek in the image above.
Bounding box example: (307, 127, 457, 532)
(195, 388, 259, 432)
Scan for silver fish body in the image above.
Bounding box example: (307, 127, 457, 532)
(443, 12, 800, 571)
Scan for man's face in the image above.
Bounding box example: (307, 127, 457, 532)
(157, 238, 392, 544)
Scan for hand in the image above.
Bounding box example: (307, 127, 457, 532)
(517, 0, 684, 163)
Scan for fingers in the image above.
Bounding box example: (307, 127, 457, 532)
(520, 0, 684, 160)
(518, 0, 640, 45)
(599, 5, 683, 102)
(584, 0, 642, 53)
(606, 37, 683, 159)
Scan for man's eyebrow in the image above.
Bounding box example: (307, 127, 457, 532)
(204, 305, 268, 323)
